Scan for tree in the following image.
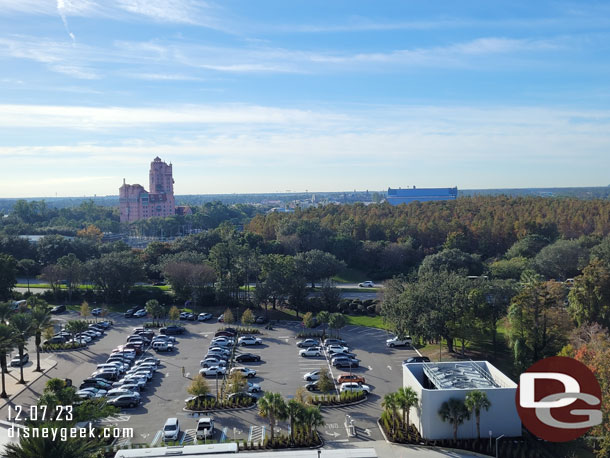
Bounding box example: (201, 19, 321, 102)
(316, 368, 334, 392)
(533, 239, 588, 280)
(17, 259, 38, 294)
(57, 253, 83, 303)
(286, 399, 306, 443)
(464, 390, 491, 440)
(0, 254, 17, 301)
(568, 259, 610, 329)
(506, 234, 550, 259)
(317, 310, 330, 335)
(31, 304, 53, 372)
(302, 311, 315, 328)
(168, 306, 180, 322)
(10, 313, 32, 384)
(145, 299, 165, 326)
(320, 280, 341, 312)
(439, 398, 470, 442)
(396, 386, 418, 428)
(508, 281, 572, 372)
(302, 405, 324, 441)
(76, 224, 103, 242)
(257, 392, 287, 444)
(64, 320, 89, 344)
(223, 307, 235, 324)
(3, 431, 101, 458)
(227, 371, 247, 395)
(328, 313, 346, 337)
(382, 392, 399, 433)
(40, 264, 63, 298)
(187, 374, 211, 397)
(80, 301, 90, 321)
(86, 251, 144, 304)
(295, 250, 345, 288)
(0, 323, 15, 398)
(418, 248, 483, 277)
(241, 308, 255, 326)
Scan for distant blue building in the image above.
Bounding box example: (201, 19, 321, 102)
(386, 187, 458, 206)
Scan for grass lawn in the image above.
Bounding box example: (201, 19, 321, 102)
(344, 315, 391, 330)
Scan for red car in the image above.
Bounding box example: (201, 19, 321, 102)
(337, 374, 365, 384)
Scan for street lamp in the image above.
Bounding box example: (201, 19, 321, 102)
(488, 430, 492, 451)
(496, 434, 505, 458)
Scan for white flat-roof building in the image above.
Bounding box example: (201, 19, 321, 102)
(403, 361, 521, 440)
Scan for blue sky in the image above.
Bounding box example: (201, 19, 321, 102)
(1, 0, 609, 198)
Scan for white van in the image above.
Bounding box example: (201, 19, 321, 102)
(153, 341, 173, 352)
(163, 417, 180, 441)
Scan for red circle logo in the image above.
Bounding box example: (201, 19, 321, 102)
(516, 356, 602, 442)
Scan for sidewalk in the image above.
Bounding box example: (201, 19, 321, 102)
(0, 357, 57, 410)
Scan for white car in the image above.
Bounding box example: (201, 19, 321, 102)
(152, 335, 176, 343)
(210, 338, 234, 347)
(200, 366, 227, 377)
(386, 336, 413, 348)
(76, 388, 107, 399)
(358, 281, 375, 288)
(238, 336, 262, 346)
(299, 347, 322, 357)
(303, 370, 320, 382)
(91, 308, 103, 316)
(326, 345, 349, 354)
(339, 382, 371, 394)
(247, 381, 261, 393)
(297, 339, 319, 348)
(198, 313, 213, 321)
(201, 358, 228, 368)
(230, 367, 256, 378)
(107, 388, 140, 398)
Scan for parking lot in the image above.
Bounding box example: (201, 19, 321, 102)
(0, 311, 419, 448)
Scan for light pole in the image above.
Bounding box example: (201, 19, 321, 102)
(488, 430, 492, 451)
(496, 434, 505, 458)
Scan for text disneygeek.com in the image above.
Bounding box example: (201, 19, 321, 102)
(7, 423, 134, 442)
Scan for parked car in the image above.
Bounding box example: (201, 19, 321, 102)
(227, 392, 256, 402)
(386, 336, 412, 348)
(152, 335, 176, 343)
(208, 346, 231, 356)
(198, 313, 213, 321)
(247, 381, 261, 393)
(199, 366, 227, 377)
(339, 382, 371, 394)
(10, 353, 29, 367)
(160, 326, 185, 335)
(337, 374, 366, 384)
(332, 357, 360, 368)
(91, 308, 102, 316)
(297, 338, 319, 348)
(235, 353, 261, 363)
(331, 355, 360, 365)
(97, 321, 112, 329)
(133, 309, 147, 318)
(185, 394, 216, 405)
(214, 331, 235, 338)
(254, 315, 266, 324)
(152, 341, 174, 352)
(404, 356, 431, 363)
(107, 393, 141, 408)
(210, 338, 234, 347)
(323, 338, 346, 347)
(107, 388, 140, 398)
(217, 314, 224, 322)
(327, 345, 350, 354)
(358, 281, 375, 288)
(50, 305, 66, 314)
(80, 380, 113, 391)
(230, 367, 256, 378)
(201, 358, 227, 368)
(305, 381, 320, 391)
(328, 349, 357, 359)
(196, 418, 214, 440)
(124, 309, 136, 318)
(76, 388, 107, 399)
(299, 347, 322, 357)
(303, 370, 320, 382)
(238, 336, 262, 346)
(205, 352, 229, 361)
(139, 356, 161, 365)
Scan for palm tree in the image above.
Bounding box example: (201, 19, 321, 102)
(257, 392, 287, 444)
(396, 386, 418, 430)
(439, 398, 470, 442)
(31, 305, 53, 372)
(465, 390, 491, 440)
(302, 405, 324, 441)
(0, 324, 15, 398)
(0, 302, 13, 323)
(10, 314, 33, 384)
(382, 392, 399, 433)
(4, 428, 100, 458)
(65, 320, 89, 344)
(286, 399, 305, 443)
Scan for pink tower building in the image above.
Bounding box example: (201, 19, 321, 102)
(119, 157, 176, 223)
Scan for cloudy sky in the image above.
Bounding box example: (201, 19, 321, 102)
(1, 0, 609, 197)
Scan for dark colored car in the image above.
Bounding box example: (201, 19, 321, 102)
(404, 356, 431, 363)
(80, 379, 113, 390)
(333, 357, 359, 368)
(124, 309, 135, 318)
(107, 393, 141, 408)
(160, 326, 185, 335)
(185, 394, 216, 405)
(235, 353, 261, 363)
(305, 381, 320, 391)
(50, 305, 66, 314)
(214, 331, 234, 338)
(44, 336, 66, 345)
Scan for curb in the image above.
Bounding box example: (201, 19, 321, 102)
(376, 419, 493, 458)
(0, 359, 57, 410)
(183, 403, 256, 414)
(316, 394, 368, 410)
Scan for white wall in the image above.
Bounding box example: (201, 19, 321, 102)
(403, 363, 522, 440)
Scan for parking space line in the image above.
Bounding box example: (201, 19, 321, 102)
(220, 427, 228, 442)
(150, 430, 162, 447)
